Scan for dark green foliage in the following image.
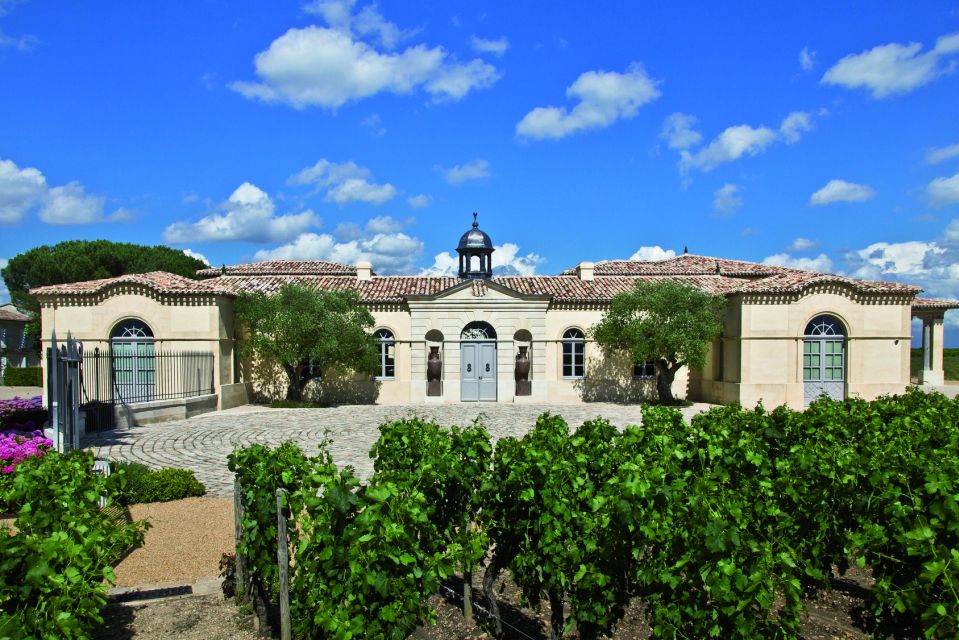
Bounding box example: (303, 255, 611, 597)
(0, 450, 147, 638)
(226, 392, 959, 639)
(1, 367, 41, 387)
(482, 414, 635, 639)
(591, 279, 726, 403)
(1, 240, 208, 336)
(121, 466, 205, 504)
(234, 284, 378, 401)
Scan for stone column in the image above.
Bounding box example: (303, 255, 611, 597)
(919, 314, 945, 386)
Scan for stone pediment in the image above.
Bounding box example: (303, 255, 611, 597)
(406, 279, 551, 303)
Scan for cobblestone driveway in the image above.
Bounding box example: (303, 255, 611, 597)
(83, 402, 712, 497)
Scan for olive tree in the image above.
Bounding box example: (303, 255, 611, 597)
(590, 280, 726, 403)
(234, 284, 378, 401)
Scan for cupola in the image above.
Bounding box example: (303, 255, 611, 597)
(456, 212, 494, 279)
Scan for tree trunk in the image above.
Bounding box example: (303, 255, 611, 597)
(282, 364, 302, 401)
(655, 362, 676, 404)
(549, 590, 565, 640)
(483, 554, 505, 637)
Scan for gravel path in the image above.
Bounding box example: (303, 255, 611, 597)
(83, 402, 712, 497)
(114, 498, 234, 588)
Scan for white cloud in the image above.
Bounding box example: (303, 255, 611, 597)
(629, 245, 676, 261)
(0, 158, 47, 223)
(254, 230, 424, 274)
(407, 194, 431, 208)
(441, 159, 490, 185)
(364, 215, 405, 234)
(470, 35, 508, 56)
(850, 240, 945, 278)
(422, 242, 545, 276)
(303, 0, 416, 50)
(0, 158, 130, 225)
(39, 182, 108, 224)
(360, 113, 386, 137)
(660, 113, 702, 150)
(672, 111, 816, 175)
(926, 143, 959, 165)
(809, 179, 876, 206)
(163, 182, 319, 244)
(927, 171, 959, 206)
(821, 32, 959, 99)
(762, 252, 834, 272)
(516, 63, 661, 140)
(288, 159, 396, 205)
(799, 46, 816, 71)
(713, 183, 743, 214)
(840, 226, 959, 321)
(788, 237, 818, 252)
(182, 249, 211, 266)
(680, 124, 778, 173)
(231, 3, 499, 110)
(420, 251, 458, 276)
(780, 111, 813, 144)
(326, 178, 396, 205)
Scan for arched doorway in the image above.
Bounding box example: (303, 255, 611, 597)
(461, 321, 496, 401)
(803, 314, 846, 406)
(111, 319, 156, 403)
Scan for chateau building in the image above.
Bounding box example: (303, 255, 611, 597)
(32, 215, 957, 420)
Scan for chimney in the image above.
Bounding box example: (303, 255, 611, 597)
(577, 261, 595, 281)
(356, 261, 373, 281)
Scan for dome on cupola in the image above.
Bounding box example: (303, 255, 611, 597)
(456, 212, 494, 279)
(457, 212, 493, 251)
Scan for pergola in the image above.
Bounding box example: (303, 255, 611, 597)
(912, 298, 959, 386)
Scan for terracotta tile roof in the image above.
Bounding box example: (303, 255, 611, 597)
(208, 275, 462, 302)
(0, 308, 29, 322)
(30, 272, 232, 297)
(559, 254, 797, 277)
(197, 260, 358, 278)
(734, 271, 921, 295)
(912, 297, 959, 311)
(206, 273, 745, 303)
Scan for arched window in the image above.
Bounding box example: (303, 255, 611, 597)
(803, 314, 846, 405)
(111, 319, 154, 340)
(110, 319, 155, 403)
(375, 329, 395, 379)
(562, 328, 585, 379)
(461, 321, 497, 340)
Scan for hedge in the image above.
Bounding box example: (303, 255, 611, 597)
(2, 367, 41, 387)
(109, 461, 206, 504)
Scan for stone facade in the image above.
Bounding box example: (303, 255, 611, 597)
(29, 222, 957, 414)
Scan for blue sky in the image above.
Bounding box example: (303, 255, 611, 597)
(2, 1, 959, 344)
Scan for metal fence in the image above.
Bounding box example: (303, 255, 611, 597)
(81, 347, 215, 405)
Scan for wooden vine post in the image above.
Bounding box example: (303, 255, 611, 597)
(233, 475, 247, 601)
(276, 488, 292, 640)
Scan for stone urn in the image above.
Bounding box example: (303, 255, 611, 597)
(427, 346, 442, 396)
(515, 346, 531, 396)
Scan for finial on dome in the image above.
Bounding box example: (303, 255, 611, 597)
(472, 211, 479, 228)
(683, 246, 689, 254)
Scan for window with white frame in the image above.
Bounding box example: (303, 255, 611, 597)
(375, 328, 395, 379)
(562, 328, 585, 378)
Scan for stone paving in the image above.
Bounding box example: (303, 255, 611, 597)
(82, 402, 713, 497)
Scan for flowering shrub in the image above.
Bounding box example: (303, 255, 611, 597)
(0, 395, 47, 432)
(0, 429, 53, 475)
